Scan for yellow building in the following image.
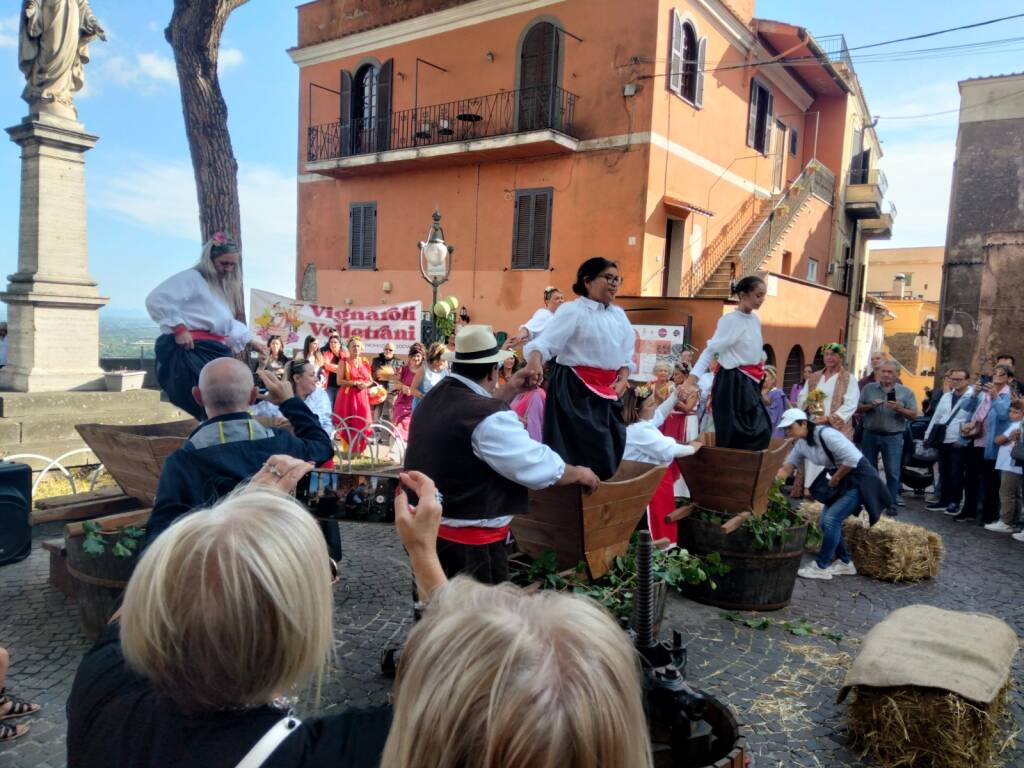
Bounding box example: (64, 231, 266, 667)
(866, 246, 944, 302)
(878, 297, 939, 403)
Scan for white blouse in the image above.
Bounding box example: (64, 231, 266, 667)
(624, 393, 697, 465)
(798, 371, 860, 422)
(523, 297, 635, 372)
(146, 268, 251, 351)
(691, 310, 764, 379)
(520, 307, 554, 341)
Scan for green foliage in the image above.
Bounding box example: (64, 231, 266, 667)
(81, 521, 145, 559)
(515, 534, 730, 620)
(691, 481, 806, 550)
(721, 611, 845, 644)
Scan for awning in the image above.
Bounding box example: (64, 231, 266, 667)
(663, 197, 714, 218)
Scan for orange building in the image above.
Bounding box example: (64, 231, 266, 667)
(290, 0, 892, 392)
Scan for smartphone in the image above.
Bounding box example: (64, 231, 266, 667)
(980, 375, 993, 386)
(253, 369, 269, 394)
(297, 469, 400, 523)
(886, 390, 897, 402)
(296, 469, 342, 505)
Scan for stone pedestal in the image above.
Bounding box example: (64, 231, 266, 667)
(0, 113, 108, 392)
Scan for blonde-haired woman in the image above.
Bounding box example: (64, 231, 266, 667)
(381, 577, 653, 768)
(146, 232, 267, 420)
(66, 459, 393, 767)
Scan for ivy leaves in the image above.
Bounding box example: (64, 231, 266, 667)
(81, 521, 145, 559)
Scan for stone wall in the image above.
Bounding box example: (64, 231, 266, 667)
(938, 114, 1024, 376)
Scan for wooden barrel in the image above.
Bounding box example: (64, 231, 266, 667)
(64, 510, 149, 641)
(677, 516, 807, 611)
(651, 691, 747, 767)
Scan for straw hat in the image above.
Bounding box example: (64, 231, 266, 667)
(443, 324, 514, 366)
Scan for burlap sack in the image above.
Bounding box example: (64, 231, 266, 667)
(839, 604, 1017, 704)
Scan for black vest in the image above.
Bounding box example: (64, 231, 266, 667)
(404, 377, 527, 521)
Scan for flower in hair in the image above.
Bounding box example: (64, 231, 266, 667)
(634, 384, 652, 400)
(211, 231, 228, 246)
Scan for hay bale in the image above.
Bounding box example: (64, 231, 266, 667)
(842, 515, 943, 582)
(796, 501, 823, 553)
(847, 682, 1012, 768)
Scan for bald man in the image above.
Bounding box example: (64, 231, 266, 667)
(146, 358, 334, 543)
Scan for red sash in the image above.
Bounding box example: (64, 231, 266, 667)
(438, 523, 510, 546)
(572, 366, 619, 400)
(738, 362, 765, 383)
(189, 330, 227, 343)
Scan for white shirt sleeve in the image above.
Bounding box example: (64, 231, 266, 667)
(821, 428, 862, 467)
(836, 378, 860, 421)
(651, 390, 678, 430)
(227, 318, 252, 350)
(797, 382, 809, 409)
(523, 301, 580, 364)
(471, 410, 567, 490)
(785, 442, 805, 467)
(691, 314, 741, 379)
(615, 308, 637, 373)
(146, 269, 198, 329)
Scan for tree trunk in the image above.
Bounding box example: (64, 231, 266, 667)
(165, 0, 250, 321)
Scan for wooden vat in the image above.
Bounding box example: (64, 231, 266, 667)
(512, 461, 667, 579)
(675, 435, 791, 515)
(76, 420, 197, 506)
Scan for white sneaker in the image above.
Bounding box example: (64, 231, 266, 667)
(1012, 530, 1024, 543)
(983, 521, 1014, 533)
(797, 562, 833, 580)
(828, 560, 858, 576)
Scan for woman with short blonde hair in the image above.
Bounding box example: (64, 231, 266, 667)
(67, 477, 393, 768)
(381, 577, 653, 768)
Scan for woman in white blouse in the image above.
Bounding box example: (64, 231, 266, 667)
(145, 232, 266, 420)
(511, 286, 565, 345)
(682, 276, 771, 451)
(523, 258, 636, 480)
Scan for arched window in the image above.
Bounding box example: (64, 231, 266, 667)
(783, 345, 805, 393)
(353, 65, 379, 153)
(763, 344, 776, 368)
(812, 347, 825, 370)
(518, 21, 560, 131)
(338, 59, 392, 156)
(669, 11, 706, 107)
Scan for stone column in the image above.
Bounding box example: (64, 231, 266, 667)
(0, 113, 108, 392)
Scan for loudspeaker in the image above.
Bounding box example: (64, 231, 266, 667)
(0, 461, 32, 567)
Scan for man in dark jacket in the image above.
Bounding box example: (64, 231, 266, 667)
(146, 358, 334, 543)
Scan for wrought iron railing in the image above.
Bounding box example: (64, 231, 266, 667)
(815, 34, 853, 71)
(307, 85, 579, 162)
(847, 167, 888, 196)
(680, 195, 766, 297)
(736, 161, 836, 278)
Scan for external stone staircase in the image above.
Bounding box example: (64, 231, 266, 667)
(0, 389, 188, 470)
(697, 208, 778, 298)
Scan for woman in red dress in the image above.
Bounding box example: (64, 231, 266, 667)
(333, 336, 374, 454)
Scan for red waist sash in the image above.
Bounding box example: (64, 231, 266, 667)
(438, 523, 511, 546)
(738, 362, 765, 383)
(174, 325, 227, 344)
(572, 366, 619, 400)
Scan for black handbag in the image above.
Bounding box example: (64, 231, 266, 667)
(808, 427, 849, 505)
(925, 395, 966, 449)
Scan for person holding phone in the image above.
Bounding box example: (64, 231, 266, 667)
(856, 359, 918, 507)
(957, 364, 1015, 524)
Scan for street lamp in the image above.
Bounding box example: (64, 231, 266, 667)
(941, 308, 977, 339)
(418, 210, 454, 344)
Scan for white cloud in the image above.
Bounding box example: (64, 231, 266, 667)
(219, 47, 244, 72)
(136, 51, 177, 83)
(95, 51, 177, 93)
(92, 156, 297, 304)
(0, 14, 19, 48)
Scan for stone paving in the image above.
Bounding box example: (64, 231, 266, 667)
(2, 499, 1024, 767)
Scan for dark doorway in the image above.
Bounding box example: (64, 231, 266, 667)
(783, 345, 804, 392)
(519, 22, 559, 131)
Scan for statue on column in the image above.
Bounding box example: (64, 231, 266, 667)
(18, 0, 106, 119)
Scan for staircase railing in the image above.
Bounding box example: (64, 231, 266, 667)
(736, 159, 835, 278)
(680, 195, 765, 297)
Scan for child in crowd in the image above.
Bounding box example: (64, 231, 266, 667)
(622, 383, 703, 545)
(987, 402, 1023, 536)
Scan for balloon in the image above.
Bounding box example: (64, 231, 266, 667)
(446, 296, 460, 311)
(433, 301, 450, 319)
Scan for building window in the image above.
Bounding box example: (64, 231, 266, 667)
(903, 272, 913, 287)
(512, 188, 553, 269)
(669, 11, 706, 107)
(349, 202, 377, 269)
(807, 259, 819, 282)
(789, 128, 799, 156)
(338, 59, 393, 155)
(746, 78, 774, 154)
(518, 21, 561, 132)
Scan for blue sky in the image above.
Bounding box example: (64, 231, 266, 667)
(1, 2, 1022, 316)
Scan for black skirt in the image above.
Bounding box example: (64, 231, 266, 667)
(711, 367, 772, 451)
(154, 333, 232, 421)
(543, 362, 626, 481)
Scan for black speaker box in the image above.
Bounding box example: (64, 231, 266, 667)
(0, 461, 32, 566)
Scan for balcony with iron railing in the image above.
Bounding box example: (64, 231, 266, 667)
(815, 34, 853, 71)
(306, 85, 579, 176)
(862, 201, 896, 239)
(845, 167, 887, 219)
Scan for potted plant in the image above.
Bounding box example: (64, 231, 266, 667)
(66, 520, 145, 640)
(104, 369, 146, 392)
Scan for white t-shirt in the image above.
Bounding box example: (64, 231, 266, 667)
(995, 423, 1023, 474)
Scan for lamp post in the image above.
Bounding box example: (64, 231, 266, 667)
(418, 210, 454, 345)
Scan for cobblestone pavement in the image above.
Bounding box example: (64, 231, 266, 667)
(2, 499, 1023, 767)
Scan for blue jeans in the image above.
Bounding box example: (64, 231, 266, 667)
(816, 487, 862, 568)
(861, 430, 904, 503)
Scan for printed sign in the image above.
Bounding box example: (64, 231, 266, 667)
(250, 289, 421, 355)
(632, 324, 688, 381)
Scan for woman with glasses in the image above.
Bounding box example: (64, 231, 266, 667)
(681, 276, 772, 451)
(523, 258, 636, 480)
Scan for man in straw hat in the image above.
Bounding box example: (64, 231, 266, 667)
(404, 325, 599, 584)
